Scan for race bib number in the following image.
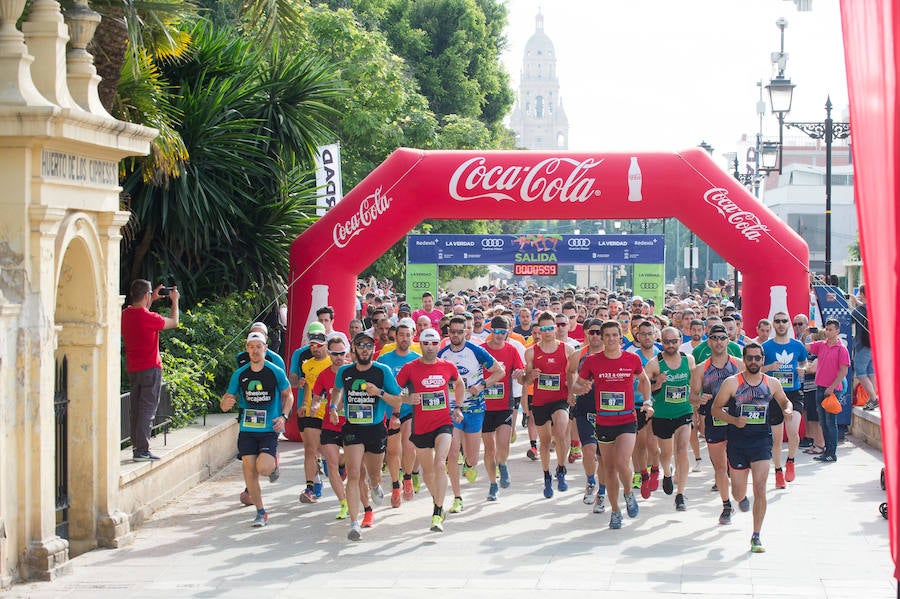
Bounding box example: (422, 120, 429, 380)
(243, 409, 267, 429)
(772, 370, 795, 388)
(538, 373, 561, 391)
(664, 385, 689, 403)
(421, 391, 447, 411)
(599, 391, 626, 411)
(740, 403, 767, 424)
(348, 404, 374, 424)
(712, 411, 728, 427)
(484, 383, 505, 400)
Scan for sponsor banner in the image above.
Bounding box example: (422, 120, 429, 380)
(633, 264, 665, 308)
(406, 263, 438, 309)
(407, 234, 664, 265)
(315, 143, 343, 216)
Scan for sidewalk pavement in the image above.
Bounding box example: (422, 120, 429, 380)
(7, 431, 893, 598)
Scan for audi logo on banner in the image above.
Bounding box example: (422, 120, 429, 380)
(639, 282, 660, 290)
(567, 238, 591, 248)
(481, 238, 505, 248)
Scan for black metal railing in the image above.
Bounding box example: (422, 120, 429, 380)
(54, 356, 69, 539)
(119, 385, 174, 449)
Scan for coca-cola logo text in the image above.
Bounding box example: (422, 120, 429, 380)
(449, 157, 604, 203)
(332, 187, 392, 248)
(703, 188, 769, 242)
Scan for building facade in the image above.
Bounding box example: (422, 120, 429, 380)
(508, 11, 569, 150)
(762, 139, 856, 279)
(0, 0, 155, 585)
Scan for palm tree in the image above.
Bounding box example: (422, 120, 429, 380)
(121, 22, 343, 301)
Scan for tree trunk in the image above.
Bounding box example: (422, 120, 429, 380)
(88, 6, 127, 114)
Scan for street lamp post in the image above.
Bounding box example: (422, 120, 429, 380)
(763, 18, 850, 281)
(784, 97, 850, 280)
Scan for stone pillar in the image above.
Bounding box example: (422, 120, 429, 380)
(94, 210, 134, 549)
(58, 325, 100, 556)
(0, 0, 53, 107)
(22, 0, 77, 110)
(62, 0, 106, 116)
(22, 205, 69, 581)
(0, 294, 22, 589)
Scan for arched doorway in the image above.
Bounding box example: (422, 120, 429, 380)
(54, 218, 103, 556)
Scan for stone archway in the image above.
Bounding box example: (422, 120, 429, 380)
(54, 216, 103, 556)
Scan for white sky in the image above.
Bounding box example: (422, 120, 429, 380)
(501, 0, 849, 167)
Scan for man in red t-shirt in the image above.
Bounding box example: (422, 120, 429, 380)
(121, 279, 180, 461)
(396, 328, 464, 533)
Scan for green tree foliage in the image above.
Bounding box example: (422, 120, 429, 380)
(121, 22, 343, 303)
(293, 4, 437, 188)
(381, 0, 513, 128)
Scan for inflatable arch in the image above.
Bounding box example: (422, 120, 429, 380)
(287, 148, 809, 351)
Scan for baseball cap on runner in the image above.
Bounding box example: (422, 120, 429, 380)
(251, 321, 268, 334)
(307, 321, 326, 335)
(709, 324, 727, 335)
(246, 332, 267, 344)
(397, 317, 416, 330)
(419, 328, 441, 343)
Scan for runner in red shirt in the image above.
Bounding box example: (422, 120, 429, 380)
(525, 311, 576, 498)
(576, 320, 652, 529)
(312, 336, 351, 520)
(481, 316, 526, 501)
(395, 328, 464, 533)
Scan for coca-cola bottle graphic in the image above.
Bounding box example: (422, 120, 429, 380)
(627, 157, 642, 202)
(303, 284, 329, 344)
(766, 285, 791, 340)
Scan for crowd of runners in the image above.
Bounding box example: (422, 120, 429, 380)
(222, 281, 868, 554)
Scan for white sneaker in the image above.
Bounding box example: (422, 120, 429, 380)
(593, 494, 606, 513)
(348, 521, 362, 541)
(371, 484, 384, 505)
(583, 482, 597, 505)
(692, 459, 703, 473)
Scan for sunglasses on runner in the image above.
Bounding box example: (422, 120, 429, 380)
(539, 325, 555, 332)
(556, 322, 568, 328)
(744, 355, 764, 362)
(492, 329, 508, 335)
(329, 351, 346, 357)
(793, 322, 805, 327)
(420, 341, 440, 346)
(773, 318, 789, 324)
(709, 335, 728, 341)
(587, 329, 603, 335)
(662, 338, 680, 345)
(355, 342, 375, 349)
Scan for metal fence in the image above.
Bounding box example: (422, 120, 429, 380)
(119, 385, 174, 449)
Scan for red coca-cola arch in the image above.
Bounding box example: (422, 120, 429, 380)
(288, 148, 808, 346)
(283, 148, 809, 439)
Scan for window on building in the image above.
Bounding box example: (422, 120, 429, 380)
(788, 213, 826, 253)
(535, 96, 544, 118)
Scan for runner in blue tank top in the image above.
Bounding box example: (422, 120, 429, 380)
(712, 342, 792, 554)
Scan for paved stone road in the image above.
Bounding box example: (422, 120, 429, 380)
(7, 433, 894, 598)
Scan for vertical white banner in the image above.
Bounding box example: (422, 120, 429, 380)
(315, 143, 343, 216)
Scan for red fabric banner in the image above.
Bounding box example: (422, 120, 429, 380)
(840, 1, 900, 579)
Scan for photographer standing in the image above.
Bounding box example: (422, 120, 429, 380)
(122, 279, 180, 461)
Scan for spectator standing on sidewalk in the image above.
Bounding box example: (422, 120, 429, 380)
(121, 279, 180, 462)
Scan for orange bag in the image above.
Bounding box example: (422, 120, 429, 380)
(854, 384, 870, 407)
(822, 393, 842, 414)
